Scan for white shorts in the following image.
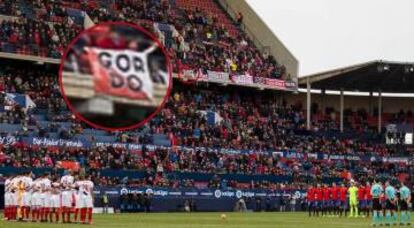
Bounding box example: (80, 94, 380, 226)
(9, 192, 17, 206)
(49, 194, 61, 208)
(61, 191, 73, 207)
(31, 192, 42, 207)
(77, 194, 93, 208)
(22, 192, 32, 206)
(75, 194, 81, 209)
(4, 192, 10, 206)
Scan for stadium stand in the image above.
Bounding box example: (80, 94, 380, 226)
(0, 60, 410, 188)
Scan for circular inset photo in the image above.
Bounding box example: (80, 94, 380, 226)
(59, 22, 172, 131)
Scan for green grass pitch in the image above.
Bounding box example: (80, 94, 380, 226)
(0, 212, 385, 228)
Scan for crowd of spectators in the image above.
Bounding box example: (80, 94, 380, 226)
(0, 0, 79, 22)
(87, 0, 287, 79)
(0, 17, 81, 58)
(0, 137, 411, 189)
(0, 0, 288, 79)
(0, 63, 397, 154)
(0, 0, 83, 58)
(0, 61, 412, 188)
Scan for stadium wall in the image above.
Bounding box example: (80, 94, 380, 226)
(218, 0, 299, 81)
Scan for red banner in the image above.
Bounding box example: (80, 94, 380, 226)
(56, 161, 80, 171)
(264, 78, 286, 89)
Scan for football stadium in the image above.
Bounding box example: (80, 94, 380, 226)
(0, 0, 413, 227)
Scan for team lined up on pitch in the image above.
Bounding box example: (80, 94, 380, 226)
(307, 180, 411, 226)
(3, 171, 94, 224)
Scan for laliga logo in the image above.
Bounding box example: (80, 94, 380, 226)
(236, 190, 243, 199)
(214, 190, 222, 198)
(120, 188, 128, 195)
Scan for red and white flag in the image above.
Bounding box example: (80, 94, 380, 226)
(86, 47, 155, 100)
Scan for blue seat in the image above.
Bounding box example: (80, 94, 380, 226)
(83, 129, 108, 136)
(153, 139, 171, 147)
(94, 135, 116, 143)
(34, 114, 46, 121)
(0, 123, 22, 132)
(153, 133, 168, 140)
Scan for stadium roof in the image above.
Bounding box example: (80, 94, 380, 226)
(298, 60, 414, 93)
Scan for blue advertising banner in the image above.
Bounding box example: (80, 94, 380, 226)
(93, 187, 306, 200)
(0, 136, 17, 145)
(92, 187, 307, 212)
(28, 137, 88, 148)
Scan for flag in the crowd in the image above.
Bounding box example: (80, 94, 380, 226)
(56, 160, 80, 171)
(5, 93, 36, 109)
(87, 47, 154, 100)
(196, 110, 222, 125)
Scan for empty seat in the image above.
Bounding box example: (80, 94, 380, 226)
(0, 123, 22, 132)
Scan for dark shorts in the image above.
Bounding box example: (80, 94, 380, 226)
(373, 198, 382, 210)
(385, 199, 395, 210)
(323, 200, 331, 208)
(400, 200, 408, 211)
(313, 201, 321, 209)
(339, 200, 348, 209)
(359, 200, 367, 208)
(334, 200, 341, 208)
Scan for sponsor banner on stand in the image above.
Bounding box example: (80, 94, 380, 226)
(284, 80, 297, 90)
(231, 74, 254, 85)
(30, 137, 86, 148)
(264, 78, 286, 90)
(94, 142, 142, 150)
(0, 136, 17, 145)
(207, 70, 229, 83)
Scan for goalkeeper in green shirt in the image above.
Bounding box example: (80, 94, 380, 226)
(348, 180, 359, 218)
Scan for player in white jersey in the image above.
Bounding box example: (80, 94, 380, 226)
(75, 175, 94, 224)
(30, 176, 42, 222)
(10, 175, 22, 220)
(39, 173, 52, 222)
(3, 175, 14, 220)
(49, 178, 61, 223)
(60, 171, 75, 223)
(21, 172, 33, 220)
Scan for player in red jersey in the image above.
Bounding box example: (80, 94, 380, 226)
(339, 183, 348, 217)
(364, 181, 372, 218)
(322, 184, 331, 217)
(307, 184, 315, 217)
(358, 183, 367, 217)
(331, 183, 339, 216)
(315, 184, 324, 217)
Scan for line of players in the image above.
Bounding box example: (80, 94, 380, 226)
(3, 171, 94, 224)
(307, 180, 412, 226)
(307, 182, 373, 217)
